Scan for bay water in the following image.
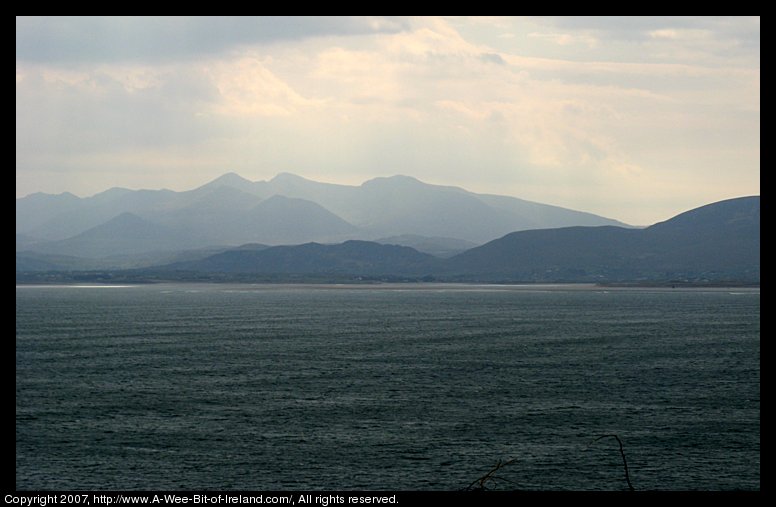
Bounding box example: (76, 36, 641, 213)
(15, 284, 760, 490)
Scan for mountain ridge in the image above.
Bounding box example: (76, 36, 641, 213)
(17, 172, 630, 258)
(168, 240, 439, 276)
(136, 195, 759, 284)
(17, 173, 758, 284)
(444, 196, 759, 282)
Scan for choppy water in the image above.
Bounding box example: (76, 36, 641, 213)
(15, 284, 760, 490)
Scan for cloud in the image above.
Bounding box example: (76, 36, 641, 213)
(209, 56, 324, 117)
(545, 16, 733, 39)
(649, 28, 709, 40)
(15, 17, 759, 225)
(527, 32, 598, 48)
(15, 16, 411, 64)
(532, 16, 759, 64)
(479, 52, 505, 64)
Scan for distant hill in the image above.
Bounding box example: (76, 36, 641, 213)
(170, 240, 439, 276)
(27, 212, 195, 259)
(16, 245, 235, 272)
(375, 234, 478, 258)
(234, 195, 357, 245)
(445, 196, 760, 282)
(639, 195, 760, 277)
(16, 191, 81, 228)
(16, 251, 102, 271)
(15, 233, 41, 251)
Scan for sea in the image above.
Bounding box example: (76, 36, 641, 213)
(15, 283, 760, 491)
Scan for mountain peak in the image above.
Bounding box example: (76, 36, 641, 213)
(647, 195, 760, 232)
(361, 174, 426, 188)
(21, 191, 80, 201)
(270, 172, 310, 184)
(206, 172, 254, 187)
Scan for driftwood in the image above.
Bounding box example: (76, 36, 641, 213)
(464, 458, 518, 491)
(466, 433, 636, 491)
(586, 434, 635, 491)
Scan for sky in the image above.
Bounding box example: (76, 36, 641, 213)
(16, 16, 759, 225)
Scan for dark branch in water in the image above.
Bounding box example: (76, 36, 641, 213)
(586, 434, 635, 491)
(464, 458, 517, 491)
(466, 433, 636, 491)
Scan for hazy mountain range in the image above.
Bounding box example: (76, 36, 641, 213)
(16, 172, 759, 284)
(16, 172, 627, 264)
(148, 195, 756, 283)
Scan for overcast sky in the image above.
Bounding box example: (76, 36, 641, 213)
(16, 16, 759, 225)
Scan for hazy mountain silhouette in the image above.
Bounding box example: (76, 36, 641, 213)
(19, 188, 177, 241)
(16, 174, 758, 283)
(247, 173, 630, 243)
(16, 245, 236, 271)
(17, 172, 629, 259)
(26, 212, 194, 258)
(16, 191, 84, 240)
(153, 196, 758, 283)
(195, 172, 256, 194)
(150, 188, 355, 246)
(15, 233, 41, 251)
(16, 251, 100, 271)
(235, 195, 358, 245)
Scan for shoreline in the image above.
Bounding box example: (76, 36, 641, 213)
(15, 281, 760, 292)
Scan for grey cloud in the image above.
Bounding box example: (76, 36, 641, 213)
(16, 16, 411, 64)
(479, 52, 505, 65)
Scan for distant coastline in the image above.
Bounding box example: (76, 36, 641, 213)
(15, 275, 760, 291)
